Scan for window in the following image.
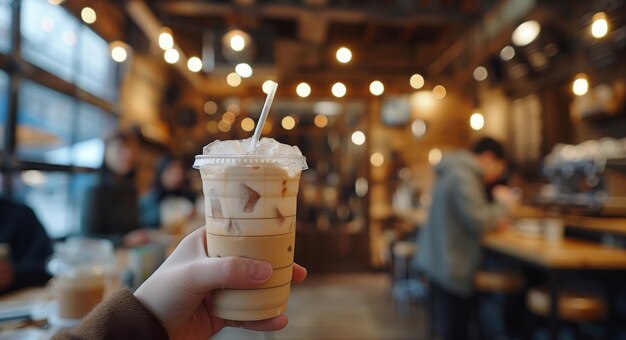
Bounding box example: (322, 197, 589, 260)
(20, 0, 79, 82)
(77, 27, 118, 101)
(0, 69, 8, 152)
(17, 80, 74, 165)
(0, 0, 10, 53)
(73, 102, 116, 168)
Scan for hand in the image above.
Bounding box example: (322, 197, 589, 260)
(492, 185, 519, 211)
(123, 228, 151, 247)
(134, 227, 307, 340)
(0, 260, 14, 291)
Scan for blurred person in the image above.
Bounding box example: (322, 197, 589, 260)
(53, 226, 307, 339)
(81, 130, 147, 247)
(0, 197, 53, 294)
(414, 137, 518, 340)
(139, 156, 195, 229)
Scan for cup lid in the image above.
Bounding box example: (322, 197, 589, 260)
(193, 154, 308, 170)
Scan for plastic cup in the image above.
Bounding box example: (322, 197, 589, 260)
(194, 153, 306, 321)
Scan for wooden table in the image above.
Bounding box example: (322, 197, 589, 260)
(483, 230, 626, 340)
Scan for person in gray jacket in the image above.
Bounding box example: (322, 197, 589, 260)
(415, 137, 517, 339)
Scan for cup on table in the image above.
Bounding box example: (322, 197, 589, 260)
(194, 144, 307, 321)
(47, 238, 114, 320)
(543, 218, 564, 244)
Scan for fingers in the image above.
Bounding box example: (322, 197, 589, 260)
(224, 315, 289, 331)
(188, 257, 273, 292)
(292, 263, 307, 284)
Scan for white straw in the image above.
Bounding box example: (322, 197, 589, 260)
(249, 81, 278, 152)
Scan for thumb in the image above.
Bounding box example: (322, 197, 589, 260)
(187, 257, 273, 293)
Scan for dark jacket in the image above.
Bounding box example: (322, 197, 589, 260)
(0, 198, 53, 294)
(415, 151, 508, 296)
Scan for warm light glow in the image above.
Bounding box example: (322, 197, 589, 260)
(355, 177, 368, 197)
(500, 45, 515, 61)
(227, 104, 240, 115)
(512, 20, 541, 46)
(432, 85, 446, 99)
(428, 148, 442, 165)
(591, 12, 608, 39)
(227, 72, 242, 87)
(473, 66, 488, 81)
(164, 49, 180, 64)
(48, 0, 65, 5)
(206, 121, 219, 134)
(262, 80, 276, 94)
(314, 114, 328, 128)
(410, 74, 425, 89)
(187, 57, 203, 72)
(470, 112, 485, 131)
(241, 118, 255, 132)
(218, 120, 232, 132)
(296, 82, 311, 98)
(235, 63, 253, 78)
(351, 131, 366, 145)
(63, 31, 77, 46)
(336, 47, 352, 63)
(158, 28, 174, 50)
(370, 152, 385, 167)
(80, 7, 96, 24)
(204, 101, 217, 115)
(411, 119, 426, 137)
(332, 82, 347, 98)
(230, 34, 246, 51)
(369, 81, 384, 96)
(281, 116, 296, 130)
(222, 111, 236, 124)
(110, 41, 128, 63)
(572, 74, 589, 96)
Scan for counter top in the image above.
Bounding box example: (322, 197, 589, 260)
(483, 230, 626, 269)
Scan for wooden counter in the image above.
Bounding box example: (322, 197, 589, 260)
(562, 215, 626, 236)
(483, 230, 626, 269)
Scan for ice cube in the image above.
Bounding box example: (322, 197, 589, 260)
(241, 184, 261, 213)
(203, 140, 222, 155)
(209, 189, 223, 218)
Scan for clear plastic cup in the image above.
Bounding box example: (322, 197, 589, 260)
(194, 153, 307, 321)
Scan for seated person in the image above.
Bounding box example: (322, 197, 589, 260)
(0, 197, 53, 294)
(139, 156, 196, 229)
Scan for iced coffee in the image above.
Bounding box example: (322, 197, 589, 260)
(194, 137, 307, 321)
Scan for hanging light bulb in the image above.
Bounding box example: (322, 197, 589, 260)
(159, 27, 174, 50)
(591, 12, 608, 39)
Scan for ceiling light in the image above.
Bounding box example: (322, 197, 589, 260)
(164, 49, 179, 64)
(512, 20, 541, 46)
(332, 82, 347, 98)
(473, 66, 488, 81)
(369, 81, 384, 96)
(410, 74, 425, 89)
(351, 131, 366, 145)
(235, 63, 253, 78)
(187, 57, 203, 72)
(432, 85, 446, 99)
(500, 45, 515, 61)
(80, 7, 96, 24)
(281, 116, 296, 130)
(336, 47, 352, 63)
(226, 72, 242, 87)
(470, 112, 485, 131)
(591, 12, 608, 39)
(296, 82, 311, 98)
(572, 74, 589, 96)
(158, 27, 174, 50)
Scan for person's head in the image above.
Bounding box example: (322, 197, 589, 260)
(471, 137, 507, 185)
(158, 157, 185, 191)
(104, 131, 139, 176)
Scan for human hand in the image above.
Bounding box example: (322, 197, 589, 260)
(0, 260, 14, 291)
(492, 185, 519, 211)
(123, 228, 151, 247)
(134, 227, 307, 340)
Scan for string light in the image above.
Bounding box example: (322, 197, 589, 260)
(369, 81, 384, 96)
(110, 41, 128, 63)
(470, 112, 485, 130)
(473, 66, 488, 81)
(410, 74, 425, 89)
(164, 49, 180, 64)
(158, 27, 174, 50)
(370, 153, 385, 167)
(512, 20, 541, 46)
(591, 12, 608, 39)
(281, 116, 296, 130)
(235, 63, 253, 78)
(428, 148, 442, 165)
(314, 114, 328, 128)
(500, 46, 515, 61)
(332, 82, 347, 98)
(204, 101, 217, 115)
(226, 72, 242, 87)
(187, 57, 203, 72)
(241, 118, 255, 132)
(572, 73, 589, 96)
(432, 85, 446, 99)
(351, 131, 366, 145)
(296, 82, 311, 98)
(80, 7, 97, 24)
(336, 47, 352, 63)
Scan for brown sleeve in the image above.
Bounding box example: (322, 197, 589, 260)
(52, 289, 169, 340)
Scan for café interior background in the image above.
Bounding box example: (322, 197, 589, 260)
(0, 0, 626, 337)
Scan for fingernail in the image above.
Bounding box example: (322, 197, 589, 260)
(249, 261, 272, 280)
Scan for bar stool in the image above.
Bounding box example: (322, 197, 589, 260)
(473, 270, 526, 338)
(527, 287, 607, 338)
